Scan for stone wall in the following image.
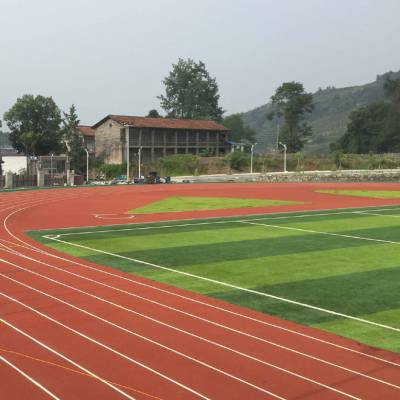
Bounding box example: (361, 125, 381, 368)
(172, 169, 400, 183)
(95, 118, 125, 164)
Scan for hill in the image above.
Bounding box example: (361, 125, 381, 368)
(240, 70, 400, 154)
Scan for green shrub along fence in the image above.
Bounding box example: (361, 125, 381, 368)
(91, 153, 400, 180)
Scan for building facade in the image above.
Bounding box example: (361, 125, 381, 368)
(78, 125, 95, 154)
(92, 115, 230, 164)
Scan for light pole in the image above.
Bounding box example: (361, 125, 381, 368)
(138, 147, 142, 180)
(50, 153, 54, 185)
(84, 148, 89, 183)
(279, 142, 287, 172)
(250, 142, 257, 174)
(126, 126, 130, 182)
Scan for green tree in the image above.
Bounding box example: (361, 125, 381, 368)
(146, 109, 162, 118)
(222, 114, 256, 142)
(384, 77, 400, 104)
(62, 105, 86, 173)
(269, 82, 314, 152)
(4, 94, 62, 155)
(334, 77, 400, 153)
(158, 58, 224, 121)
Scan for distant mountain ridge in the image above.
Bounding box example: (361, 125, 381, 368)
(240, 69, 400, 154)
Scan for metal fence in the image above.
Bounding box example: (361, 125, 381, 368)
(44, 174, 67, 187)
(12, 174, 37, 188)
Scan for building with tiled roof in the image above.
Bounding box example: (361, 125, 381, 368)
(92, 115, 230, 164)
(78, 125, 95, 154)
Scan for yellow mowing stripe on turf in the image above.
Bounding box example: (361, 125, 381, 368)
(0, 348, 165, 400)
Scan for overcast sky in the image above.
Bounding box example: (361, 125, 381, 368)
(1, 0, 399, 125)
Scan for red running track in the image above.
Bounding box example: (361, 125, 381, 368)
(1, 182, 400, 400)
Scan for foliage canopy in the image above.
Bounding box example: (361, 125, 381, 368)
(158, 58, 224, 121)
(4, 94, 62, 156)
(269, 82, 314, 152)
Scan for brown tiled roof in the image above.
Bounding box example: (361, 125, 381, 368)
(92, 115, 229, 131)
(78, 125, 95, 137)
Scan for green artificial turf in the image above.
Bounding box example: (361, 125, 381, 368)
(316, 189, 400, 199)
(32, 205, 400, 353)
(129, 196, 301, 214)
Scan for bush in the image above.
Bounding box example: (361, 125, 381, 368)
(159, 154, 201, 175)
(225, 151, 251, 171)
(99, 163, 125, 179)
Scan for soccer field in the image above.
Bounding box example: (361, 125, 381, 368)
(33, 204, 400, 353)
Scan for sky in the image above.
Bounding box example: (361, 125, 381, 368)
(1, 0, 400, 126)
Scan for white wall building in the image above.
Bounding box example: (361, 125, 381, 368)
(2, 156, 27, 173)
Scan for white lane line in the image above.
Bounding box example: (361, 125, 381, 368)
(0, 319, 137, 400)
(0, 355, 62, 400)
(46, 235, 400, 334)
(0, 293, 212, 400)
(0, 259, 400, 389)
(0, 271, 290, 400)
(1, 238, 400, 370)
(45, 206, 400, 237)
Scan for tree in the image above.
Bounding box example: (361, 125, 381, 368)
(222, 114, 256, 143)
(269, 82, 314, 152)
(334, 77, 400, 153)
(384, 77, 400, 104)
(158, 58, 224, 121)
(146, 109, 162, 118)
(335, 102, 390, 153)
(4, 94, 62, 155)
(62, 105, 86, 173)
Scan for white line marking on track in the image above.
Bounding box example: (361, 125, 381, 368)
(0, 319, 137, 400)
(0, 355, 62, 400)
(0, 293, 213, 400)
(2, 200, 400, 371)
(0, 268, 292, 399)
(1, 236, 400, 370)
(46, 234, 400, 334)
(1, 258, 388, 396)
(1, 237, 400, 371)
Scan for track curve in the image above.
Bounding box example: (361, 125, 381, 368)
(1, 183, 400, 400)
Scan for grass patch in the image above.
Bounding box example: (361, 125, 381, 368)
(129, 196, 301, 214)
(316, 189, 400, 199)
(31, 205, 400, 353)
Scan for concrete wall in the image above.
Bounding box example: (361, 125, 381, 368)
(2, 156, 27, 173)
(172, 169, 400, 183)
(94, 118, 124, 164)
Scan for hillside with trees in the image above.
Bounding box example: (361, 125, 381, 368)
(241, 70, 400, 154)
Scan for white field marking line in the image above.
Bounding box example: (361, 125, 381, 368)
(3, 208, 400, 370)
(46, 234, 400, 335)
(239, 220, 400, 246)
(0, 319, 137, 400)
(0, 355, 62, 400)
(31, 202, 400, 233)
(0, 271, 329, 400)
(0, 293, 212, 400)
(2, 259, 394, 394)
(0, 271, 291, 400)
(355, 211, 400, 218)
(2, 240, 400, 371)
(47, 206, 400, 237)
